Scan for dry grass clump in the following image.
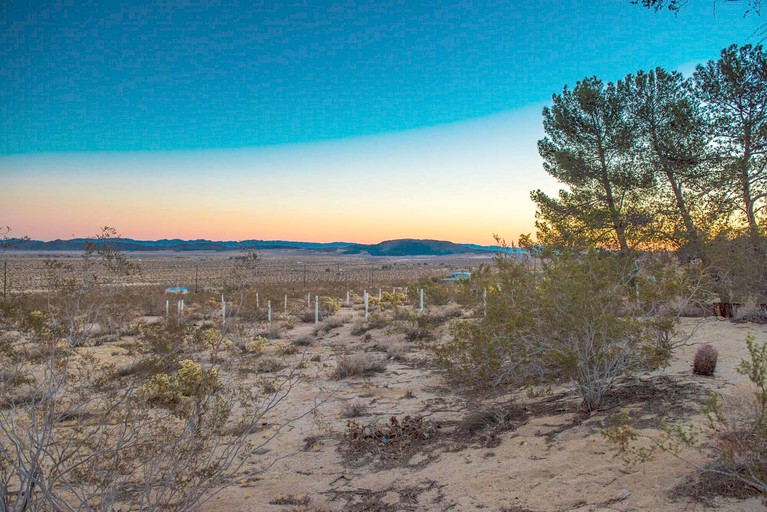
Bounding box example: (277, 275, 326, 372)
(292, 336, 313, 347)
(314, 316, 344, 336)
(693, 344, 719, 376)
(255, 357, 287, 374)
(386, 342, 410, 362)
(427, 305, 464, 324)
(351, 312, 389, 336)
(278, 343, 300, 356)
(114, 357, 167, 379)
(333, 354, 387, 379)
(258, 323, 285, 340)
(340, 401, 370, 418)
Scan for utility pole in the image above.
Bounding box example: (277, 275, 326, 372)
(2, 261, 6, 301)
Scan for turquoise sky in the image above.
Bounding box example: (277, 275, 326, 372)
(2, 0, 762, 153)
(1, 1, 763, 242)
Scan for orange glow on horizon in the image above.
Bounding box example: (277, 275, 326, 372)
(2, 107, 556, 245)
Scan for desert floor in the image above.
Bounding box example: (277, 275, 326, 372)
(194, 315, 767, 512)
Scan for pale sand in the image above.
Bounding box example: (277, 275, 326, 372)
(200, 316, 767, 511)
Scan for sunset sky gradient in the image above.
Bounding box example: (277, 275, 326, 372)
(1, 1, 762, 244)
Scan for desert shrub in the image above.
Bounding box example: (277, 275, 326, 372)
(269, 494, 311, 506)
(707, 336, 767, 492)
(351, 312, 389, 335)
(139, 359, 220, 414)
(333, 354, 387, 379)
(314, 315, 344, 336)
(438, 251, 671, 411)
(192, 326, 222, 351)
(386, 342, 410, 361)
(429, 305, 464, 324)
(255, 357, 286, 373)
(292, 336, 313, 347)
(114, 356, 167, 380)
(320, 296, 341, 317)
(400, 314, 437, 342)
(340, 401, 369, 418)
(411, 278, 451, 306)
(258, 322, 284, 339)
(693, 344, 718, 376)
(0, 345, 303, 511)
(21, 309, 50, 334)
(345, 415, 435, 455)
(140, 322, 189, 363)
(278, 343, 300, 356)
(245, 335, 268, 354)
(705, 235, 767, 304)
(299, 310, 315, 323)
(379, 291, 406, 308)
(606, 335, 767, 496)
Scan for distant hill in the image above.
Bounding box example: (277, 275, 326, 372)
(343, 239, 481, 256)
(6, 237, 509, 256)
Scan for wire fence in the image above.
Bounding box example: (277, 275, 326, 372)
(1, 253, 493, 296)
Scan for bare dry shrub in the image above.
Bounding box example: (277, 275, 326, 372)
(333, 354, 387, 379)
(292, 336, 313, 347)
(344, 415, 435, 457)
(255, 357, 287, 373)
(258, 323, 284, 340)
(340, 402, 370, 418)
(386, 342, 411, 362)
(351, 312, 389, 336)
(314, 316, 344, 336)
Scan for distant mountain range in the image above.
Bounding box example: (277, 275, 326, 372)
(6, 237, 520, 256)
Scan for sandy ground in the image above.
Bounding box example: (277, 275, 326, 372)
(177, 315, 767, 512)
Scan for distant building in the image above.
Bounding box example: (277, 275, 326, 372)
(165, 286, 189, 294)
(442, 271, 471, 282)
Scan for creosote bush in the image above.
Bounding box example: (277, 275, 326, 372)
(693, 344, 718, 376)
(139, 359, 220, 412)
(437, 250, 695, 411)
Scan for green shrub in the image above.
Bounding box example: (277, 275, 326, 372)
(320, 296, 341, 317)
(411, 278, 451, 306)
(139, 359, 220, 415)
(437, 251, 666, 410)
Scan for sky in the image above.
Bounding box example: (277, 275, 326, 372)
(1, 0, 763, 244)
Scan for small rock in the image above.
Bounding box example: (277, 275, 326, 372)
(616, 489, 630, 501)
